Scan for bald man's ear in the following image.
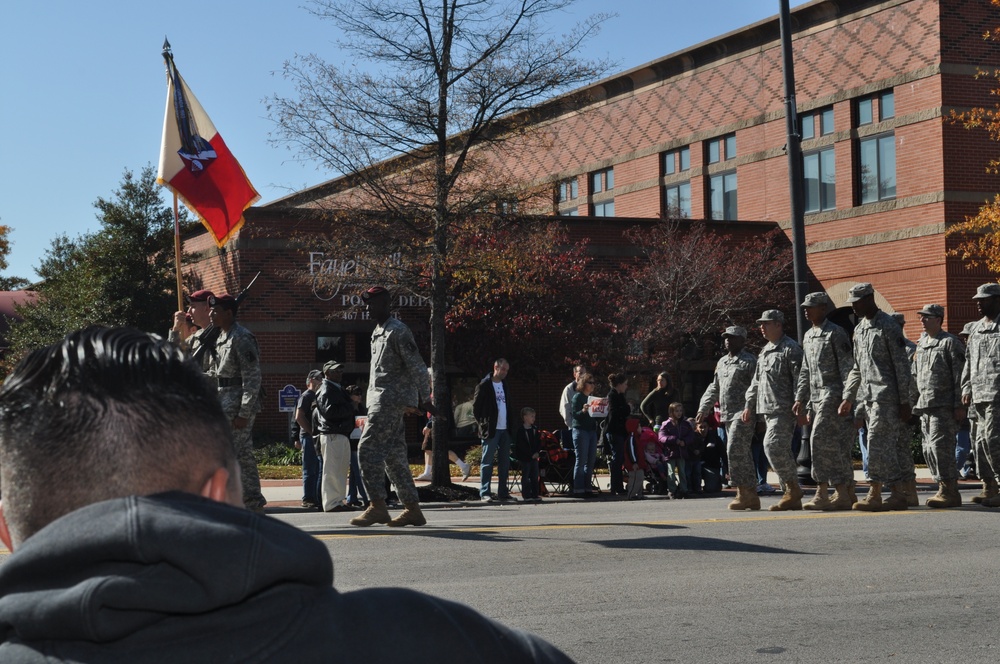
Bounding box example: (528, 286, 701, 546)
(200, 467, 242, 507)
(0, 503, 13, 552)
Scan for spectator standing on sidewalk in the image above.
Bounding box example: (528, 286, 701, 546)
(640, 371, 676, 427)
(474, 358, 515, 502)
(295, 369, 324, 510)
(605, 372, 630, 495)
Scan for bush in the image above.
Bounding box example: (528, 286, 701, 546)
(254, 442, 302, 466)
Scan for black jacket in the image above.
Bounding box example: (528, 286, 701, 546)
(472, 377, 513, 440)
(315, 378, 355, 436)
(514, 425, 541, 463)
(0, 493, 572, 663)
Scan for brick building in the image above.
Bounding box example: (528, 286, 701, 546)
(182, 0, 1000, 441)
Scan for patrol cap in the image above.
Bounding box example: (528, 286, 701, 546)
(307, 369, 323, 381)
(972, 283, 1000, 299)
(756, 309, 785, 324)
(917, 304, 944, 318)
(800, 292, 831, 308)
(846, 282, 875, 303)
(323, 360, 344, 373)
(361, 286, 390, 301)
(722, 325, 747, 338)
(208, 294, 238, 311)
(188, 289, 215, 303)
(961, 322, 977, 336)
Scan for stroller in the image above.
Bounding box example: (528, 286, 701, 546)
(540, 429, 574, 495)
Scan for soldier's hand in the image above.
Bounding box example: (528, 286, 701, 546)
(796, 412, 809, 427)
(837, 400, 852, 417)
(232, 416, 248, 430)
(792, 401, 803, 417)
(899, 404, 912, 423)
(171, 311, 186, 333)
(694, 411, 704, 424)
(740, 408, 751, 424)
(962, 393, 972, 407)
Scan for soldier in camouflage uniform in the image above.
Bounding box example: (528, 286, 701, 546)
(839, 283, 913, 511)
(893, 312, 920, 505)
(910, 304, 966, 508)
(350, 286, 437, 528)
(793, 292, 856, 510)
(205, 294, 266, 511)
(697, 326, 759, 510)
(961, 283, 1000, 507)
(959, 322, 993, 501)
(168, 289, 220, 372)
(741, 310, 804, 511)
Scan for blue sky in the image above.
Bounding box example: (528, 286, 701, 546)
(0, 0, 807, 282)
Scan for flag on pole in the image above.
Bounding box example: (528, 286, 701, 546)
(157, 41, 260, 248)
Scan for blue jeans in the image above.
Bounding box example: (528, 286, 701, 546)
(348, 447, 368, 504)
(301, 433, 322, 504)
(751, 434, 769, 485)
(572, 428, 598, 493)
(687, 459, 704, 492)
(480, 429, 511, 498)
(858, 427, 870, 479)
(956, 428, 971, 475)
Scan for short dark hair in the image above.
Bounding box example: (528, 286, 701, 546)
(0, 327, 234, 546)
(608, 372, 627, 387)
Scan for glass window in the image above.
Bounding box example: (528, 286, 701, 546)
(558, 178, 578, 202)
(708, 134, 736, 164)
(820, 107, 835, 135)
(708, 140, 721, 164)
(725, 134, 736, 160)
(680, 147, 690, 171)
(591, 171, 603, 193)
(560, 207, 578, 217)
(803, 147, 836, 213)
(880, 91, 895, 120)
(664, 152, 675, 175)
(664, 182, 691, 218)
(859, 133, 896, 204)
(591, 168, 613, 194)
(317, 335, 346, 363)
(709, 171, 737, 220)
(593, 200, 615, 217)
(858, 98, 873, 126)
(663, 147, 690, 175)
(801, 112, 815, 140)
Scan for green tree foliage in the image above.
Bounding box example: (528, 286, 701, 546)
(0, 221, 29, 290)
(4, 166, 183, 370)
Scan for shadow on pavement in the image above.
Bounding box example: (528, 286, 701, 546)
(591, 534, 818, 554)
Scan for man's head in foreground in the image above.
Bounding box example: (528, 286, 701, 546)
(0, 326, 240, 550)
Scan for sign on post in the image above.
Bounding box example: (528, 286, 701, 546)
(279, 384, 301, 413)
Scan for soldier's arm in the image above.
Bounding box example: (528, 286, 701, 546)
(908, 349, 920, 407)
(885, 326, 912, 406)
(833, 328, 854, 386)
(393, 328, 431, 405)
(743, 364, 760, 416)
(235, 335, 262, 419)
(950, 336, 967, 409)
(794, 351, 810, 406)
(697, 367, 720, 419)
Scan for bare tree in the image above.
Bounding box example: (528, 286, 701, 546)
(268, 0, 611, 485)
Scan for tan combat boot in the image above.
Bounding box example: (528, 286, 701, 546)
(884, 482, 909, 511)
(905, 478, 920, 507)
(803, 482, 833, 511)
(926, 479, 962, 508)
(769, 482, 803, 511)
(349, 499, 392, 527)
(727, 485, 761, 511)
(387, 502, 427, 527)
(829, 483, 854, 510)
(971, 477, 998, 505)
(853, 482, 888, 511)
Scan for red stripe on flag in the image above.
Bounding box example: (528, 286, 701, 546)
(167, 133, 259, 247)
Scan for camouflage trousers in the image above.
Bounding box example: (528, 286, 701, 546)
(973, 401, 1000, 483)
(760, 413, 798, 487)
(232, 415, 266, 509)
(896, 420, 917, 482)
(725, 417, 756, 487)
(808, 399, 855, 485)
(860, 401, 905, 485)
(358, 408, 419, 504)
(919, 407, 958, 482)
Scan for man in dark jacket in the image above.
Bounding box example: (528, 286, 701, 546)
(473, 358, 514, 502)
(315, 360, 356, 512)
(0, 327, 571, 663)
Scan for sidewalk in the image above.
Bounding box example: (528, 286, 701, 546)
(261, 467, 947, 510)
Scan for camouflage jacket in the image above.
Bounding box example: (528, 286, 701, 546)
(911, 330, 965, 412)
(961, 316, 1000, 404)
(844, 310, 912, 406)
(167, 324, 219, 372)
(745, 335, 803, 416)
(698, 350, 757, 422)
(795, 319, 853, 406)
(206, 322, 261, 419)
(367, 317, 429, 414)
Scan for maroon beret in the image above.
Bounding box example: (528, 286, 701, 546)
(361, 286, 390, 301)
(208, 293, 238, 311)
(188, 289, 215, 303)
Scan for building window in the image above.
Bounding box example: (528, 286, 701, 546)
(317, 335, 346, 363)
(591, 168, 614, 193)
(803, 148, 835, 213)
(663, 182, 691, 218)
(707, 133, 736, 164)
(859, 133, 896, 204)
(593, 200, 615, 217)
(708, 171, 737, 220)
(663, 147, 690, 175)
(858, 90, 894, 126)
(801, 107, 834, 140)
(821, 107, 835, 135)
(561, 207, 579, 216)
(800, 112, 815, 140)
(557, 178, 578, 203)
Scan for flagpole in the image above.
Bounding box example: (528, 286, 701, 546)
(174, 192, 184, 311)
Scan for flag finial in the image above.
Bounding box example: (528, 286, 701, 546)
(162, 37, 172, 59)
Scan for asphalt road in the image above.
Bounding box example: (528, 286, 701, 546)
(273, 491, 1000, 663)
